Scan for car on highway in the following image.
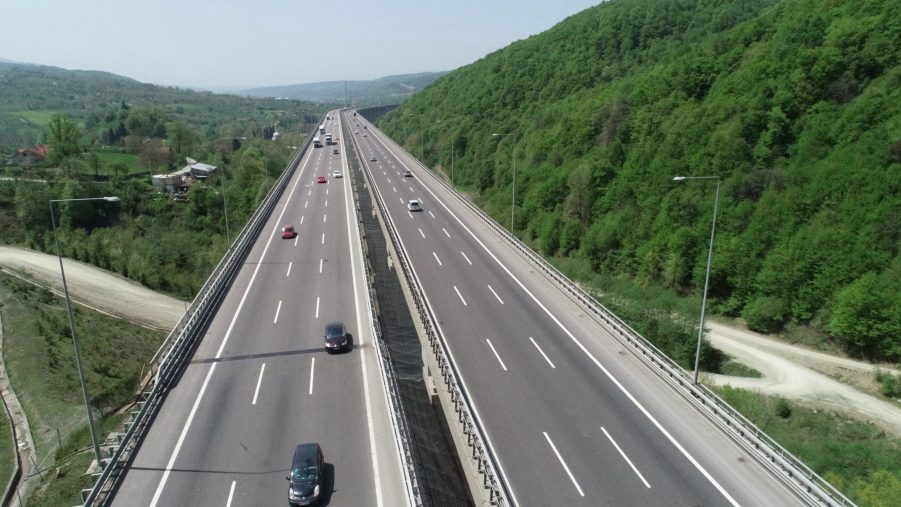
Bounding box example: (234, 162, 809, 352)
(332, 148, 339, 154)
(324, 321, 350, 353)
(316, 176, 327, 184)
(403, 169, 412, 177)
(370, 155, 376, 161)
(407, 199, 422, 212)
(363, 134, 368, 137)
(354, 130, 359, 134)
(287, 443, 324, 506)
(281, 225, 297, 239)
(332, 170, 342, 178)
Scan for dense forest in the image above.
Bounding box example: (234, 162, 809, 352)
(380, 0, 900, 362)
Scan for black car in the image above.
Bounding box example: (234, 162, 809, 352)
(287, 443, 324, 506)
(324, 321, 350, 353)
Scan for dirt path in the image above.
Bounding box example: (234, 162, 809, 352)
(705, 321, 901, 436)
(0, 246, 185, 329)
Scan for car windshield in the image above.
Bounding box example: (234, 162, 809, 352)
(326, 326, 344, 339)
(292, 464, 318, 482)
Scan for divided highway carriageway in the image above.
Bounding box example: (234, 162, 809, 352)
(346, 109, 805, 507)
(111, 112, 408, 507)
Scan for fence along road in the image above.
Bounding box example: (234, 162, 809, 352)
(349, 110, 808, 506)
(109, 112, 408, 507)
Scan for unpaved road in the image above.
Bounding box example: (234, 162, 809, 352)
(0, 245, 184, 329)
(705, 321, 901, 436)
(2, 245, 899, 435)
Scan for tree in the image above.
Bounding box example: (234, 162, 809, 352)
(828, 271, 901, 360)
(47, 113, 81, 163)
(565, 164, 594, 225)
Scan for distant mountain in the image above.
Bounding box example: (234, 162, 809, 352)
(0, 60, 323, 149)
(237, 72, 448, 104)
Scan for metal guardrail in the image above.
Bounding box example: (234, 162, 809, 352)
(79, 127, 317, 506)
(352, 111, 512, 506)
(370, 121, 854, 507)
(339, 110, 421, 506)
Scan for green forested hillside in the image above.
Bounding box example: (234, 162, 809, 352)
(0, 62, 323, 149)
(380, 0, 901, 361)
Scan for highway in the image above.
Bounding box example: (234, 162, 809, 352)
(111, 112, 407, 506)
(347, 110, 803, 506)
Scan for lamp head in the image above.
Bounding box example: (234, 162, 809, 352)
(104, 196, 120, 202)
(673, 176, 686, 181)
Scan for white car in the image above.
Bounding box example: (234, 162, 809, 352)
(332, 170, 342, 178)
(370, 155, 376, 161)
(407, 199, 422, 212)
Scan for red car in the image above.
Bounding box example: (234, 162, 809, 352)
(316, 176, 327, 184)
(281, 225, 297, 239)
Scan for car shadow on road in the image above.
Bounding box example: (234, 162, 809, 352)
(190, 347, 323, 365)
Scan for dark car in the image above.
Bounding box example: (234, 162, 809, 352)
(324, 321, 350, 353)
(287, 443, 324, 506)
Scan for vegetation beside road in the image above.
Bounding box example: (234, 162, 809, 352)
(715, 386, 901, 506)
(381, 0, 901, 364)
(0, 417, 14, 502)
(0, 272, 164, 455)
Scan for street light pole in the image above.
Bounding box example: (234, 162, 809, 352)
(49, 195, 120, 465)
(673, 175, 721, 384)
(492, 133, 517, 232)
(216, 137, 246, 247)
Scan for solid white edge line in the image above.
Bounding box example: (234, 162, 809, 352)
(485, 339, 508, 371)
(406, 148, 741, 506)
(529, 337, 556, 369)
(461, 251, 472, 265)
(487, 284, 504, 305)
(543, 431, 585, 496)
(433, 251, 442, 266)
(453, 285, 467, 306)
(273, 300, 282, 324)
(252, 363, 266, 405)
(225, 480, 236, 507)
(149, 129, 312, 507)
(286, 261, 292, 277)
(342, 112, 385, 506)
(602, 426, 651, 489)
(309, 357, 315, 395)
(315, 296, 320, 319)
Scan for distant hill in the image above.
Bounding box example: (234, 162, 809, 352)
(0, 61, 324, 149)
(382, 0, 900, 366)
(237, 71, 448, 104)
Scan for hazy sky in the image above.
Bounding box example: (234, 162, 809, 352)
(0, 0, 600, 90)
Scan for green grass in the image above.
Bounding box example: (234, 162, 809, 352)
(718, 360, 763, 378)
(11, 110, 56, 127)
(80, 151, 145, 176)
(0, 416, 15, 498)
(27, 412, 126, 507)
(714, 386, 901, 506)
(0, 271, 165, 501)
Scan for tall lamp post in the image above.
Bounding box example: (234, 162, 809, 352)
(49, 195, 120, 465)
(216, 137, 247, 246)
(673, 175, 721, 384)
(492, 133, 517, 233)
